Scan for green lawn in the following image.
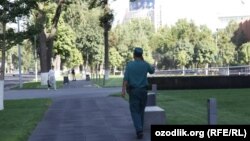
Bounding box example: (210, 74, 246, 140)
(113, 88, 250, 125)
(95, 76, 250, 124)
(0, 99, 51, 141)
(12, 81, 63, 89)
(92, 76, 123, 87)
(157, 88, 250, 125)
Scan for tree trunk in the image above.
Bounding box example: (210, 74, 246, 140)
(205, 63, 208, 75)
(38, 1, 63, 73)
(39, 30, 50, 85)
(104, 29, 109, 80)
(182, 66, 185, 75)
(0, 22, 6, 110)
(47, 38, 54, 70)
(0, 23, 6, 80)
(39, 30, 49, 72)
(100, 63, 104, 75)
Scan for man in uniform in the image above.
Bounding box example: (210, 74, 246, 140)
(122, 47, 155, 139)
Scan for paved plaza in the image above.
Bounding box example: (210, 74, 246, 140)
(4, 80, 151, 141)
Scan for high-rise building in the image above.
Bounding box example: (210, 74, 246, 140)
(217, 15, 250, 28)
(110, 0, 250, 32)
(240, 20, 250, 41)
(110, 0, 163, 30)
(125, 0, 162, 30)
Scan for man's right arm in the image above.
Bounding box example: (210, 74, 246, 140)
(148, 63, 155, 74)
(122, 80, 127, 97)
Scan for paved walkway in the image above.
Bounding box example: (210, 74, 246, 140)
(4, 80, 150, 141)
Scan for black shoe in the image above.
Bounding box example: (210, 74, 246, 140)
(136, 131, 143, 139)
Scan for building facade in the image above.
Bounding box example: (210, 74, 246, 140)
(218, 15, 250, 41)
(110, 0, 163, 30)
(240, 20, 250, 41)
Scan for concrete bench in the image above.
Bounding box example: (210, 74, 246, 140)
(147, 92, 156, 106)
(147, 84, 157, 106)
(144, 106, 166, 130)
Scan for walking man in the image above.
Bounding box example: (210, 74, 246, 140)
(122, 47, 155, 139)
(71, 68, 76, 81)
(48, 66, 56, 90)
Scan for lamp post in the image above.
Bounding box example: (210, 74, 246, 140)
(17, 18, 23, 88)
(34, 35, 38, 82)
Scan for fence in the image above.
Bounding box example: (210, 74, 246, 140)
(86, 65, 250, 80)
(151, 65, 250, 76)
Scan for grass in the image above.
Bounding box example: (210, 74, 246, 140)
(12, 81, 63, 89)
(92, 75, 123, 87)
(158, 88, 250, 125)
(0, 99, 51, 141)
(112, 88, 250, 125)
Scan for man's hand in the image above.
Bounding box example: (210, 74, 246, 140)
(121, 89, 126, 98)
(122, 80, 128, 98)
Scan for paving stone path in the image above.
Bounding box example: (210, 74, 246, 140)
(4, 80, 150, 141)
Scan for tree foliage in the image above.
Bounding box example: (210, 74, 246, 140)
(193, 25, 217, 67)
(175, 39, 194, 67)
(238, 42, 250, 64)
(110, 18, 154, 70)
(29, 0, 70, 72)
(216, 28, 236, 66)
(54, 17, 83, 68)
(0, 0, 44, 79)
(64, 2, 104, 69)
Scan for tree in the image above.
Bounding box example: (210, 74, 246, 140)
(0, 0, 43, 110)
(54, 18, 83, 69)
(238, 42, 250, 64)
(0, 0, 40, 80)
(64, 2, 104, 73)
(113, 21, 156, 67)
(89, 0, 114, 80)
(150, 26, 177, 69)
(216, 29, 236, 66)
(110, 24, 132, 65)
(193, 25, 217, 69)
(194, 40, 217, 68)
(172, 19, 194, 40)
(109, 48, 123, 73)
(174, 39, 194, 69)
(64, 2, 97, 72)
(32, 0, 70, 73)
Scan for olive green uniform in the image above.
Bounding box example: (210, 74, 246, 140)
(124, 59, 155, 133)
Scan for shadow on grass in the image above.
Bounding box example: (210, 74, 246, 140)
(11, 81, 63, 90)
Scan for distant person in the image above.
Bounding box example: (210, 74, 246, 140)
(71, 68, 76, 81)
(121, 47, 155, 139)
(48, 66, 56, 90)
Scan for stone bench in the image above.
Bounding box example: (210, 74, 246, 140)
(144, 84, 166, 129)
(144, 106, 166, 130)
(147, 92, 156, 106)
(147, 84, 157, 106)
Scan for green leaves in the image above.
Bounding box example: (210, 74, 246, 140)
(54, 18, 83, 68)
(109, 18, 154, 67)
(238, 42, 250, 64)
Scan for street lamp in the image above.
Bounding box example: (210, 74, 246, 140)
(34, 35, 38, 82)
(17, 18, 23, 88)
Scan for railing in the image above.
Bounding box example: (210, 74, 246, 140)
(85, 65, 250, 77)
(150, 65, 250, 76)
